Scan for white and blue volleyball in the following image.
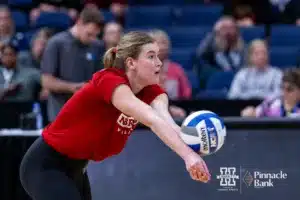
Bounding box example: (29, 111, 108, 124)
(180, 110, 226, 156)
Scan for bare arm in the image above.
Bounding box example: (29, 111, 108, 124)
(111, 84, 211, 182)
(111, 85, 194, 160)
(150, 93, 183, 133)
(42, 74, 83, 94)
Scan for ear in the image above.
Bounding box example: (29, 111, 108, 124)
(125, 57, 136, 70)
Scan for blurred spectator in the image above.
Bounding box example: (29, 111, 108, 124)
(268, 0, 300, 25)
(41, 7, 105, 122)
(149, 29, 192, 100)
(103, 21, 123, 50)
(195, 16, 245, 71)
(30, 0, 83, 23)
(234, 4, 255, 27)
(226, 0, 300, 25)
(0, 42, 41, 101)
(18, 28, 54, 69)
(194, 16, 245, 88)
(84, 0, 128, 24)
(228, 39, 282, 100)
(241, 68, 300, 117)
(0, 5, 27, 50)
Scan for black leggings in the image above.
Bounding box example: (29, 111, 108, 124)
(19, 137, 91, 200)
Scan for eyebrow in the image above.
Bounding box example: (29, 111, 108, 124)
(146, 50, 156, 54)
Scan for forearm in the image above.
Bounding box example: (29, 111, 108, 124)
(42, 74, 74, 94)
(150, 118, 194, 161)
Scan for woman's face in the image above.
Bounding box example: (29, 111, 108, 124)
(282, 81, 300, 103)
(250, 43, 268, 68)
(1, 46, 17, 68)
(127, 42, 162, 86)
(155, 36, 169, 62)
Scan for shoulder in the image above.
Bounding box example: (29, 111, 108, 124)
(269, 66, 283, 74)
(92, 68, 128, 82)
(91, 68, 130, 90)
(235, 67, 249, 77)
(137, 84, 166, 105)
(47, 31, 70, 46)
(91, 68, 130, 104)
(92, 39, 105, 48)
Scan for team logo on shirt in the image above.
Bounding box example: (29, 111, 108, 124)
(116, 113, 138, 135)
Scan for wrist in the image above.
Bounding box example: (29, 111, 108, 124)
(181, 147, 197, 161)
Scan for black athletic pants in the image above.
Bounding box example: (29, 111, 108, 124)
(19, 137, 91, 200)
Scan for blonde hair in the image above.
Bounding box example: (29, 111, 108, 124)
(246, 39, 268, 66)
(148, 29, 170, 42)
(103, 31, 154, 69)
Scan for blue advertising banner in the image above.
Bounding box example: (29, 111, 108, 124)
(87, 129, 297, 200)
(0, 128, 298, 200)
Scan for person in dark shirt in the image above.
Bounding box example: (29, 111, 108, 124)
(41, 7, 105, 122)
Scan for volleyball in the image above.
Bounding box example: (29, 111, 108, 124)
(180, 110, 226, 156)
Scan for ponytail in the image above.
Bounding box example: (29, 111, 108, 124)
(103, 47, 117, 69)
(102, 31, 155, 70)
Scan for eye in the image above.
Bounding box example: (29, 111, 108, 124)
(148, 55, 154, 59)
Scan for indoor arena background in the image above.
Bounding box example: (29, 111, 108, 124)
(1, 0, 300, 200)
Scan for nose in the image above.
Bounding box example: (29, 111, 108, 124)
(156, 57, 162, 68)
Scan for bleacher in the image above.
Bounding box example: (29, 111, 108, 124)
(2, 0, 300, 107)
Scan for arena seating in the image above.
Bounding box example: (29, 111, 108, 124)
(6, 3, 300, 98)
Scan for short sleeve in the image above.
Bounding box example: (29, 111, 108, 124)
(41, 37, 60, 75)
(138, 84, 166, 105)
(93, 73, 128, 104)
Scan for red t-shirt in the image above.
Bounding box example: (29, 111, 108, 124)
(42, 68, 165, 161)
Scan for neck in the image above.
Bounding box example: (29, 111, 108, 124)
(125, 71, 145, 94)
(284, 99, 298, 111)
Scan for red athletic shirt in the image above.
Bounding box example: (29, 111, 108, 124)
(42, 68, 165, 161)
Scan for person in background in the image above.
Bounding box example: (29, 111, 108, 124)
(149, 29, 192, 101)
(30, 0, 83, 23)
(17, 28, 54, 101)
(194, 16, 245, 72)
(84, 0, 128, 25)
(228, 39, 282, 100)
(0, 5, 28, 50)
(234, 4, 255, 27)
(241, 68, 300, 117)
(18, 28, 54, 69)
(193, 16, 245, 89)
(41, 7, 105, 122)
(103, 21, 123, 51)
(0, 42, 41, 101)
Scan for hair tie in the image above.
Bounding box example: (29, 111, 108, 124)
(112, 47, 117, 54)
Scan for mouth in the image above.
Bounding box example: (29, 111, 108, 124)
(154, 71, 160, 75)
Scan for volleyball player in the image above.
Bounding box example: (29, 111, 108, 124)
(20, 31, 211, 200)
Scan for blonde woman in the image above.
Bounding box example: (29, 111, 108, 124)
(228, 39, 282, 100)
